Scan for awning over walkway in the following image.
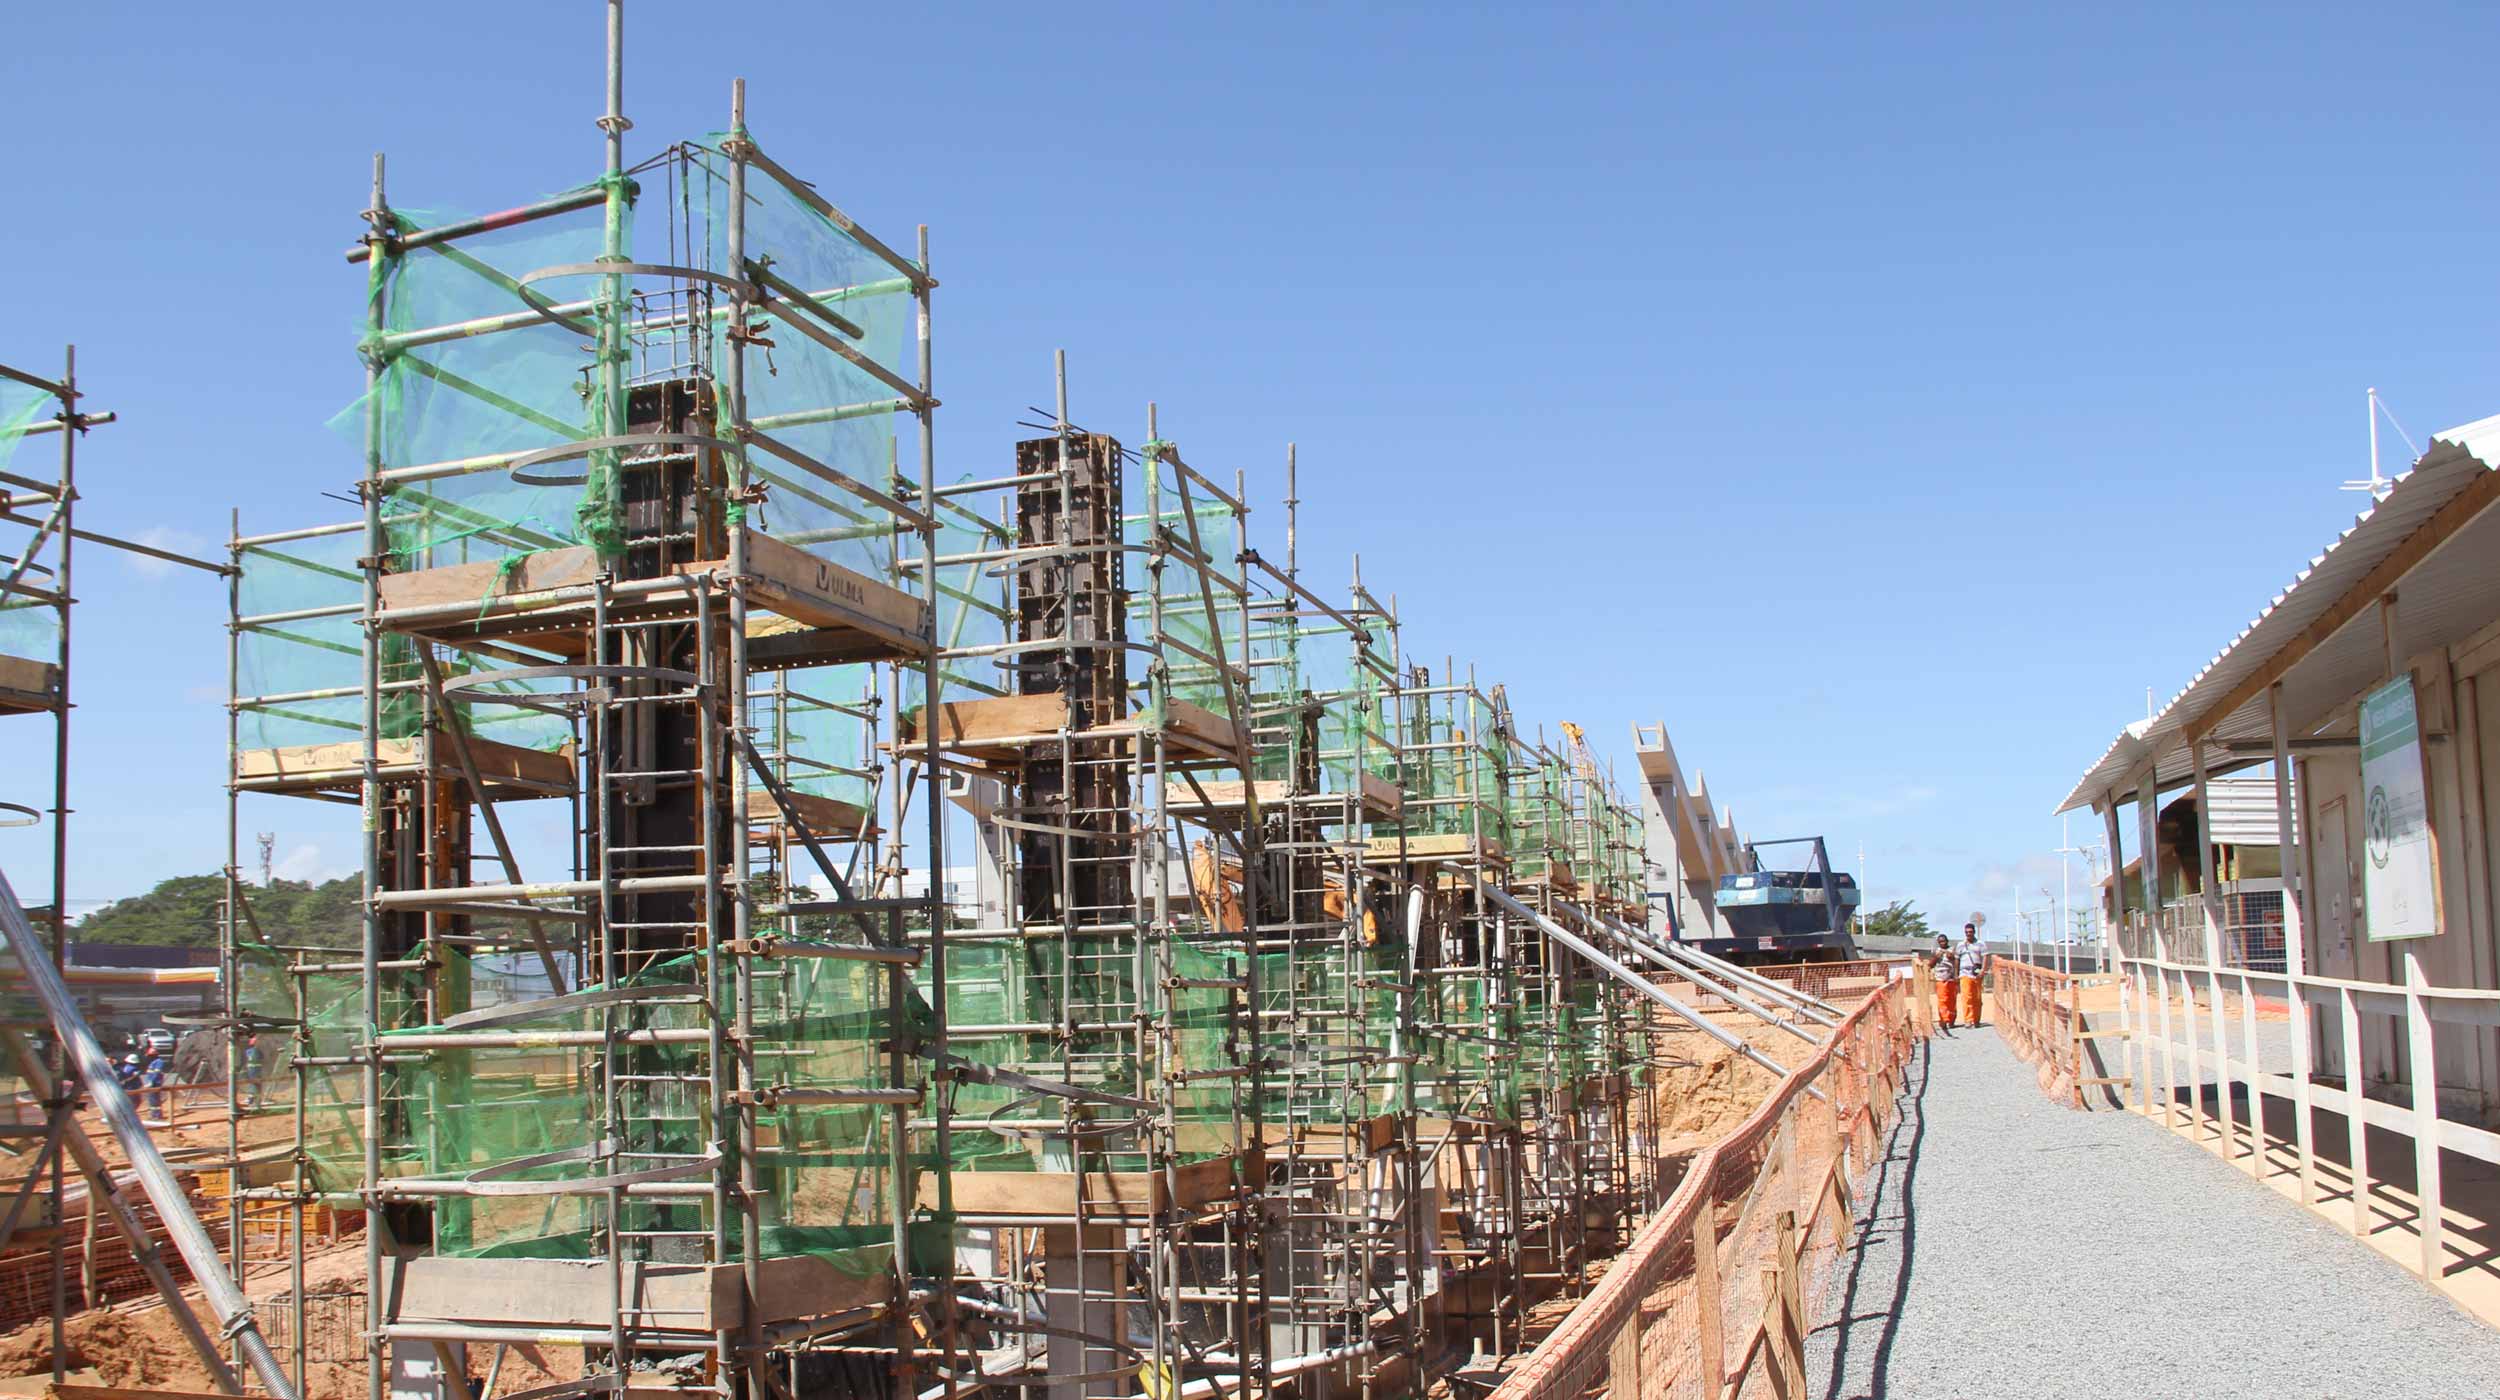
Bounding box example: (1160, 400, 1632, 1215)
(2059, 413, 2500, 813)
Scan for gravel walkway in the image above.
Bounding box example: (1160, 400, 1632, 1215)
(1804, 1025, 2500, 1399)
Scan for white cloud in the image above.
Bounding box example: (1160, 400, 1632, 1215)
(122, 526, 214, 580)
(1915, 852, 2081, 934)
(270, 842, 353, 885)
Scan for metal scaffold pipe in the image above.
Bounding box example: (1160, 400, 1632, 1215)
(1586, 902, 1842, 1025)
(0, 869, 298, 1400)
(1477, 883, 1801, 1090)
(1551, 900, 1822, 1049)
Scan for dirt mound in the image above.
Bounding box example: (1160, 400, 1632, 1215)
(0, 1304, 215, 1390)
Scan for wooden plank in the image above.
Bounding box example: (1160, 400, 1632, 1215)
(1163, 779, 1287, 813)
(393, 1252, 889, 1331)
(1359, 770, 1405, 820)
(377, 545, 601, 616)
(744, 787, 874, 841)
(898, 693, 1073, 754)
(377, 531, 930, 662)
(926, 1150, 1248, 1219)
(739, 528, 932, 654)
(233, 735, 573, 795)
(0, 653, 60, 713)
(1157, 697, 1242, 758)
(1361, 833, 1505, 864)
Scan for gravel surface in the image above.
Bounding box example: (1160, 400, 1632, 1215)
(1805, 1025, 2500, 1399)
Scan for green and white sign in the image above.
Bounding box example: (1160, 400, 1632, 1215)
(2360, 676, 2438, 941)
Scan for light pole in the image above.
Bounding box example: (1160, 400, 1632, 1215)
(2057, 821, 2111, 975)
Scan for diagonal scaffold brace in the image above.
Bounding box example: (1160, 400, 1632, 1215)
(0, 867, 298, 1399)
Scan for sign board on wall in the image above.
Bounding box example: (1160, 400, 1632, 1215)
(2360, 675, 2438, 941)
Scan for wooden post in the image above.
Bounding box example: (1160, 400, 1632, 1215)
(2404, 955, 2445, 1282)
(2068, 976, 2085, 1108)
(1693, 1200, 1724, 1400)
(2457, 672, 2497, 1122)
(2100, 793, 2144, 1109)
(2382, 592, 2446, 1283)
(2342, 986, 2371, 1238)
(2270, 682, 2319, 1205)
(2191, 742, 2238, 1164)
(1774, 1209, 1805, 1398)
(2153, 963, 2177, 1126)
(1608, 1292, 1644, 1399)
(2101, 795, 2128, 953)
(2240, 974, 2264, 1179)
(2181, 960, 2205, 1143)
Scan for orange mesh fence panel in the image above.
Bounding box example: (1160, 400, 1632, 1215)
(1991, 957, 2085, 1107)
(1742, 958, 1913, 1007)
(1489, 978, 1928, 1400)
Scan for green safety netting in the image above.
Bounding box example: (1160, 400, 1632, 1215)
(0, 382, 47, 471)
(1505, 749, 1571, 886)
(900, 468, 1012, 710)
(1386, 686, 1509, 846)
(1248, 941, 1409, 1126)
(1128, 449, 1244, 728)
(0, 382, 60, 664)
(234, 944, 425, 1195)
(234, 530, 361, 747)
(750, 665, 876, 817)
(922, 936, 1248, 1171)
(1415, 972, 1518, 1123)
(689, 136, 919, 589)
(1239, 608, 1397, 800)
(234, 525, 574, 753)
(369, 948, 941, 1273)
(335, 136, 926, 613)
(337, 198, 619, 571)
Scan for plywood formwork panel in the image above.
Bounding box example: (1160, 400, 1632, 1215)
(391, 1251, 892, 1332)
(233, 735, 575, 797)
(919, 1149, 1254, 1221)
(0, 654, 61, 715)
(743, 787, 876, 843)
(375, 529, 932, 665)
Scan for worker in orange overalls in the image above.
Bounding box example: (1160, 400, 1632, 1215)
(1931, 934, 1958, 1027)
(1958, 923, 1987, 1026)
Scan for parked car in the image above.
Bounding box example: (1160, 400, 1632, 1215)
(139, 1028, 175, 1057)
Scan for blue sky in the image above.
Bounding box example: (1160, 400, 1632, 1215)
(4, 2, 2497, 933)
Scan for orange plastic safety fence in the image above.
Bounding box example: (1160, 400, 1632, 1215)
(1990, 957, 2088, 1107)
(1488, 978, 1929, 1400)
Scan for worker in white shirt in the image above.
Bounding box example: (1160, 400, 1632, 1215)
(1957, 924, 1987, 1026)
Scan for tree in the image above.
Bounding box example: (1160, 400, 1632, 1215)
(76, 873, 363, 949)
(1861, 898, 1931, 942)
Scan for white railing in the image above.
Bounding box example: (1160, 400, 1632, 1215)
(2112, 933, 2500, 1301)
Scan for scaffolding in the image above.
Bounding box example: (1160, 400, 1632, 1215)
(219, 9, 951, 1395)
(172, 11, 1811, 1400)
(0, 350, 268, 1392)
(0, 350, 89, 1386)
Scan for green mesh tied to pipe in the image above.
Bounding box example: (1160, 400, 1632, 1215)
(233, 944, 426, 1196)
(0, 383, 48, 476)
(922, 936, 1249, 1173)
(377, 947, 944, 1271)
(234, 527, 572, 754)
(0, 383, 61, 664)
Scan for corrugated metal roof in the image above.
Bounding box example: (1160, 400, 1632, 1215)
(2058, 413, 2500, 814)
(2203, 777, 2294, 846)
